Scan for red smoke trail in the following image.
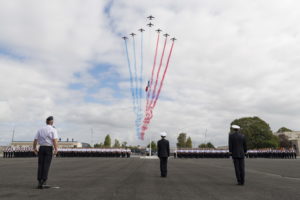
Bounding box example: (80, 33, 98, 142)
(148, 36, 168, 111)
(145, 32, 160, 112)
(141, 40, 175, 140)
(152, 41, 174, 108)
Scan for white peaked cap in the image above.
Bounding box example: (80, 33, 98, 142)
(160, 132, 167, 137)
(231, 125, 241, 129)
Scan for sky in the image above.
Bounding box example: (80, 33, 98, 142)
(1, 0, 300, 147)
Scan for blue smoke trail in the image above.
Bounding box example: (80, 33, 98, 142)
(132, 37, 142, 138)
(124, 33, 145, 140)
(124, 40, 137, 115)
(135, 31, 144, 139)
(140, 31, 144, 104)
(132, 37, 139, 110)
(132, 37, 141, 139)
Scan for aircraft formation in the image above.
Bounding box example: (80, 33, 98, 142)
(122, 15, 176, 140)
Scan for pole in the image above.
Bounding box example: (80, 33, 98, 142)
(149, 132, 152, 156)
(11, 126, 15, 143)
(91, 128, 94, 147)
(204, 129, 207, 144)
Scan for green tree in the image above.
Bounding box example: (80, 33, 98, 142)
(231, 116, 279, 149)
(198, 142, 215, 149)
(94, 143, 104, 148)
(199, 143, 207, 148)
(177, 133, 187, 148)
(277, 127, 292, 133)
(186, 137, 192, 148)
(206, 142, 215, 149)
(113, 139, 120, 148)
(147, 141, 157, 151)
(104, 134, 111, 147)
(121, 141, 127, 148)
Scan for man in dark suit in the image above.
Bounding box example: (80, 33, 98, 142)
(229, 125, 247, 186)
(157, 132, 170, 177)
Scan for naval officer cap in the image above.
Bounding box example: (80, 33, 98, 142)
(160, 132, 167, 137)
(231, 125, 240, 130)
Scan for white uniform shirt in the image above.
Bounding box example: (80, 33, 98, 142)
(35, 125, 58, 146)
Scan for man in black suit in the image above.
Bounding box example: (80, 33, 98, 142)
(157, 132, 170, 177)
(229, 125, 247, 186)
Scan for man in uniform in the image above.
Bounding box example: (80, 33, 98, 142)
(157, 131, 170, 178)
(33, 116, 58, 189)
(229, 125, 247, 186)
(3, 148, 7, 158)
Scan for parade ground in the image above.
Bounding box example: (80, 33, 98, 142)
(0, 158, 299, 200)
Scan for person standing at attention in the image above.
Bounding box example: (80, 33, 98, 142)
(229, 125, 247, 186)
(157, 132, 170, 178)
(33, 116, 58, 189)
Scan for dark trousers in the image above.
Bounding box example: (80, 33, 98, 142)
(233, 158, 245, 184)
(159, 157, 168, 177)
(38, 146, 53, 181)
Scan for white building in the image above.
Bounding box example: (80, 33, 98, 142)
(10, 140, 82, 148)
(275, 131, 300, 155)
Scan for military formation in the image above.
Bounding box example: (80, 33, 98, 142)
(3, 147, 131, 158)
(3, 147, 35, 158)
(175, 149, 230, 158)
(3, 147, 297, 159)
(175, 148, 297, 159)
(246, 149, 297, 159)
(57, 148, 131, 158)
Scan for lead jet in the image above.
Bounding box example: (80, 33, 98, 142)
(147, 22, 154, 27)
(147, 15, 155, 20)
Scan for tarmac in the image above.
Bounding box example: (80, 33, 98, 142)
(0, 157, 299, 200)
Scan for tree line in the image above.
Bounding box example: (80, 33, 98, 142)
(176, 133, 215, 149)
(176, 116, 294, 149)
(93, 116, 294, 150)
(231, 116, 294, 149)
(94, 134, 127, 148)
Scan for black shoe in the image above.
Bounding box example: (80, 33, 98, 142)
(43, 185, 51, 189)
(41, 180, 50, 188)
(37, 181, 43, 189)
(42, 180, 47, 186)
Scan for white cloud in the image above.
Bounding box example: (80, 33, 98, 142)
(1, 0, 300, 147)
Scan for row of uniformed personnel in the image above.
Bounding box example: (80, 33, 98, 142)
(3, 147, 36, 158)
(3, 148, 131, 158)
(175, 149, 297, 159)
(246, 149, 297, 159)
(57, 148, 131, 158)
(175, 149, 230, 158)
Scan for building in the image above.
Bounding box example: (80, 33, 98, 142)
(216, 146, 228, 150)
(275, 131, 300, 155)
(10, 139, 82, 148)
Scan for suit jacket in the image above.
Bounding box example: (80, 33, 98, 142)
(229, 132, 247, 159)
(157, 139, 170, 158)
